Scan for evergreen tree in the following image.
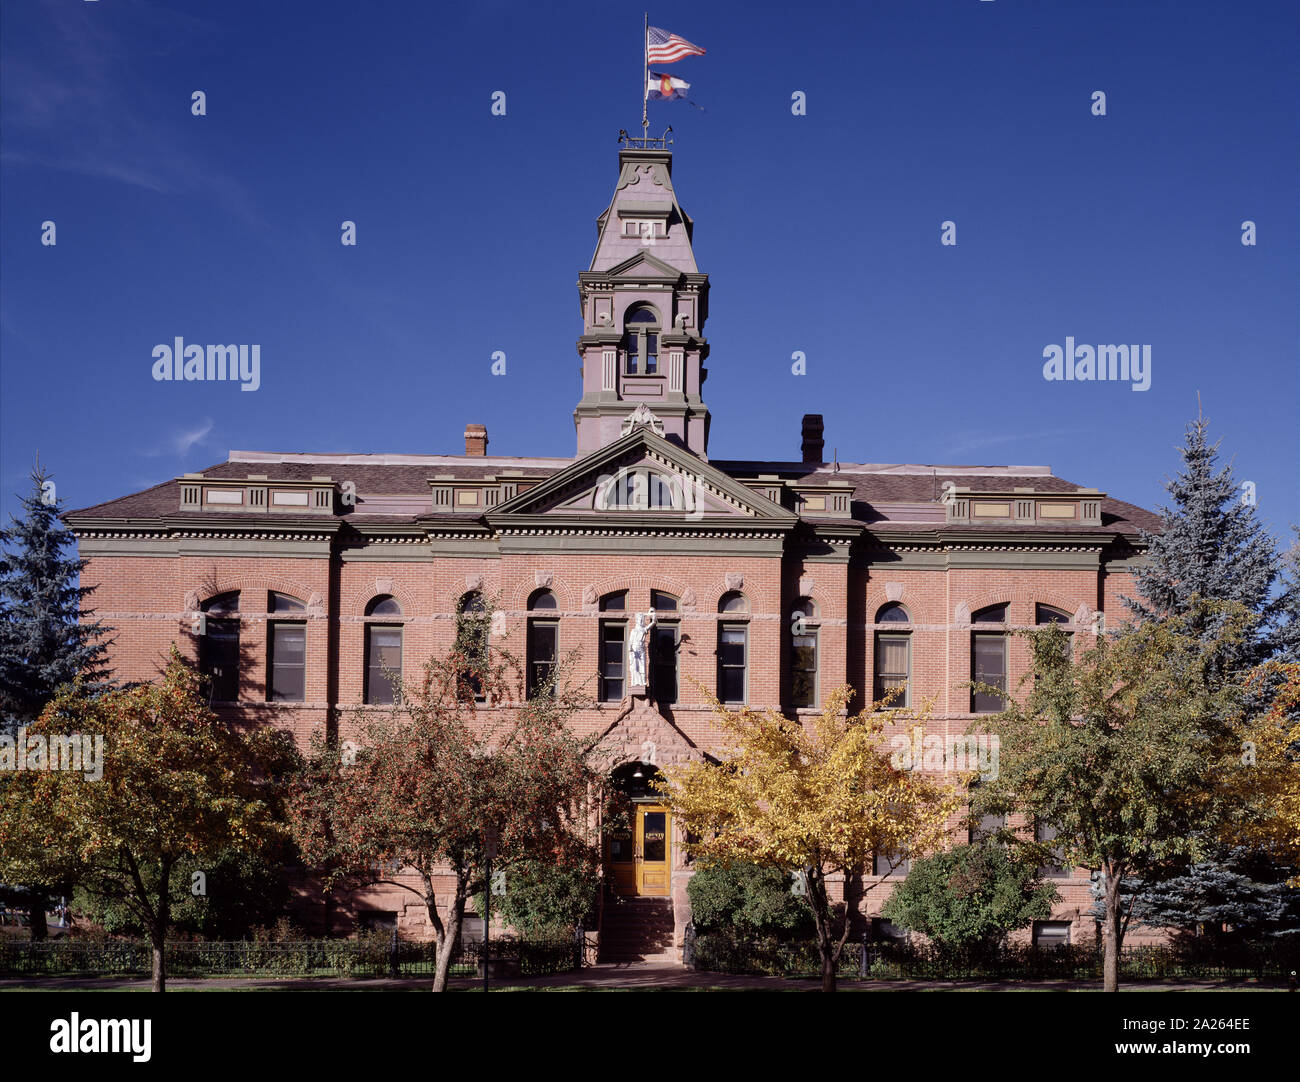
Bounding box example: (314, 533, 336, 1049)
(0, 462, 114, 728)
(1122, 408, 1279, 667)
(0, 462, 113, 940)
(1270, 529, 1300, 665)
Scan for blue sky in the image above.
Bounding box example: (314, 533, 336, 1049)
(2, 0, 1296, 543)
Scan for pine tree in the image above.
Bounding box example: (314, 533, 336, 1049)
(0, 462, 114, 728)
(1123, 408, 1279, 667)
(0, 462, 114, 940)
(1269, 529, 1300, 665)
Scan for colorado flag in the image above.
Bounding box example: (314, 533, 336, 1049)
(646, 71, 691, 102)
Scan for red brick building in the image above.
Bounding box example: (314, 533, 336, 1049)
(66, 139, 1158, 957)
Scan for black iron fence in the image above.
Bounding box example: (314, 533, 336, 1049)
(691, 931, 1300, 982)
(0, 931, 584, 980)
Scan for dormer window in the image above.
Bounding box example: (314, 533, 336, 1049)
(622, 219, 662, 240)
(622, 305, 660, 375)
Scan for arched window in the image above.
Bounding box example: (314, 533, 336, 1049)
(269, 591, 306, 613)
(366, 595, 402, 617)
(622, 305, 660, 375)
(790, 598, 819, 709)
(596, 469, 682, 510)
(199, 592, 240, 703)
(971, 605, 1008, 713)
(876, 602, 911, 623)
(456, 591, 488, 701)
(873, 603, 910, 707)
(1035, 604, 1070, 625)
(364, 596, 403, 705)
(718, 591, 748, 614)
(527, 590, 558, 698)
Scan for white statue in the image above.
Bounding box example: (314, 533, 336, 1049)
(627, 609, 657, 688)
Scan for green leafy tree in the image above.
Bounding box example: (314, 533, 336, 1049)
(971, 606, 1254, 992)
(0, 649, 297, 990)
(481, 848, 600, 937)
(686, 860, 815, 940)
(881, 843, 1058, 956)
(73, 846, 292, 940)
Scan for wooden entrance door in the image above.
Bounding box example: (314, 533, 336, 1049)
(606, 804, 671, 896)
(635, 805, 671, 896)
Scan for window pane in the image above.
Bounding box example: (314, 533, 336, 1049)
(529, 590, 557, 611)
(718, 625, 746, 702)
(645, 333, 657, 374)
(269, 592, 306, 613)
(650, 590, 678, 612)
(269, 624, 306, 702)
(601, 622, 625, 702)
(652, 626, 677, 704)
(201, 619, 240, 702)
(972, 604, 1008, 624)
(367, 596, 402, 616)
(876, 603, 909, 623)
(600, 591, 626, 612)
(527, 621, 557, 697)
(972, 634, 1006, 712)
(874, 633, 910, 707)
(719, 592, 747, 613)
(626, 306, 657, 324)
(202, 592, 239, 614)
(366, 626, 402, 705)
(792, 634, 816, 708)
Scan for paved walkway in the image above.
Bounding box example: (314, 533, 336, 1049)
(0, 963, 1290, 992)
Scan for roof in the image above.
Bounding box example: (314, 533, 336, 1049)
(65, 448, 1160, 538)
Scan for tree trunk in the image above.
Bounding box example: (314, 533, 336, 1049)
(1103, 861, 1123, 993)
(150, 930, 166, 993)
(821, 950, 836, 993)
(151, 860, 172, 993)
(431, 881, 467, 992)
(804, 867, 837, 993)
(28, 889, 49, 941)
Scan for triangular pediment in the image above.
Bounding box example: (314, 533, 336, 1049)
(487, 427, 795, 524)
(605, 250, 681, 279)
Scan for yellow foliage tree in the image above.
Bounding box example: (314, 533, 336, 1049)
(660, 686, 961, 991)
(1232, 662, 1300, 881)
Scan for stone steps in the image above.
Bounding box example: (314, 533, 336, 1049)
(598, 897, 678, 963)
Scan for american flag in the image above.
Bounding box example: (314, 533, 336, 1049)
(647, 26, 706, 64)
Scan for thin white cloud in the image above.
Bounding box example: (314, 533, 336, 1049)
(140, 418, 213, 458)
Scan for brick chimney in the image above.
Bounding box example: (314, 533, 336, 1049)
(801, 414, 824, 464)
(464, 424, 488, 457)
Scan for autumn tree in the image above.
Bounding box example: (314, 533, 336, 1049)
(290, 632, 605, 992)
(970, 606, 1254, 992)
(0, 649, 296, 990)
(660, 687, 960, 992)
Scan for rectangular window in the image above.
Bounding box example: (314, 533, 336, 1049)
(791, 632, 817, 708)
(268, 622, 306, 702)
(873, 633, 910, 707)
(873, 850, 910, 877)
(652, 625, 678, 705)
(1032, 920, 1071, 949)
(365, 625, 402, 705)
(600, 621, 625, 702)
(971, 633, 1007, 712)
(718, 624, 747, 704)
(645, 333, 658, 375)
(1035, 819, 1068, 877)
(527, 620, 557, 698)
(200, 618, 240, 702)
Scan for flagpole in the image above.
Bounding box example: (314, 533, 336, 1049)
(642, 12, 649, 136)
